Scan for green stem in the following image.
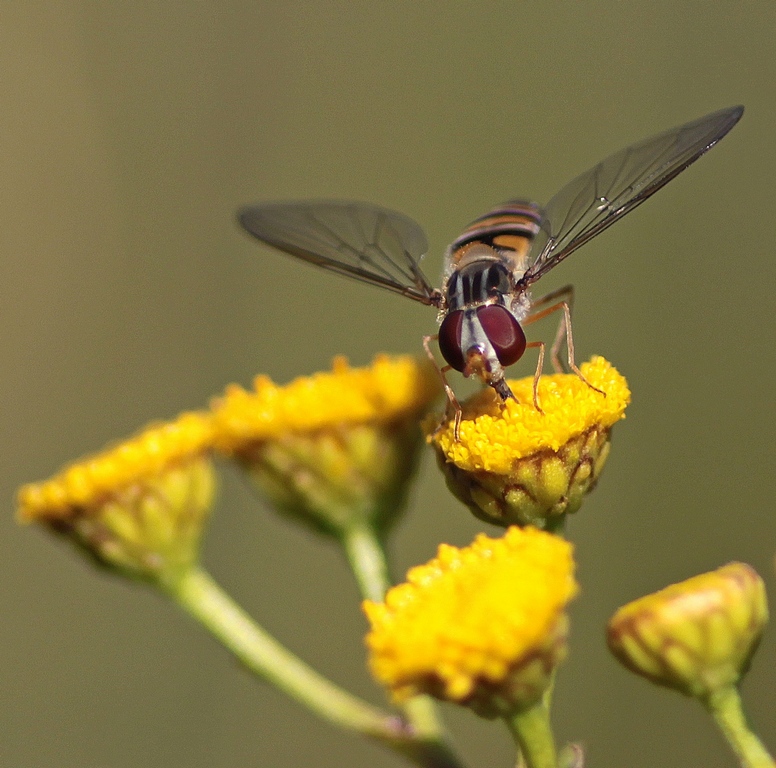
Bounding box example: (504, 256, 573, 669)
(165, 566, 464, 767)
(340, 522, 458, 762)
(504, 702, 557, 768)
(168, 566, 387, 732)
(342, 522, 391, 603)
(541, 669, 557, 712)
(704, 686, 775, 768)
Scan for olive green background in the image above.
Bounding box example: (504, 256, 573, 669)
(2, 3, 774, 767)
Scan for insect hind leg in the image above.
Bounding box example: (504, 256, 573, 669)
(526, 284, 575, 372)
(524, 287, 606, 397)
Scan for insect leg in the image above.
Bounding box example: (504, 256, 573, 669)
(523, 298, 605, 397)
(525, 341, 545, 413)
(524, 284, 574, 372)
(423, 334, 463, 440)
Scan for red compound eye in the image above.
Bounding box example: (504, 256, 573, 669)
(476, 304, 526, 367)
(438, 310, 465, 372)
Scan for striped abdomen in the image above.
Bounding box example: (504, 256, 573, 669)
(449, 199, 544, 265)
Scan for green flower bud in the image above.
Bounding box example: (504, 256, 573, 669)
(607, 563, 768, 700)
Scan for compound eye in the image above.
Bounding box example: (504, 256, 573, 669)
(438, 311, 465, 372)
(476, 304, 526, 367)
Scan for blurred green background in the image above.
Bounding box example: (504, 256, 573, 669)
(2, 3, 774, 767)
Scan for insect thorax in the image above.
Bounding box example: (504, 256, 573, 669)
(444, 252, 511, 311)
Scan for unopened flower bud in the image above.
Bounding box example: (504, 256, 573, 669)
(607, 563, 768, 700)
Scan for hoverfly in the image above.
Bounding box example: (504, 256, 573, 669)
(238, 106, 743, 435)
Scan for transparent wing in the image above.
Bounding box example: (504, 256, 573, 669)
(238, 200, 439, 305)
(521, 105, 744, 285)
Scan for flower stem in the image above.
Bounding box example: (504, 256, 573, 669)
(342, 521, 391, 603)
(167, 566, 386, 732)
(165, 566, 465, 767)
(704, 686, 775, 768)
(341, 522, 458, 761)
(504, 702, 557, 768)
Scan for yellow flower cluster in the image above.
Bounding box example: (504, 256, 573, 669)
(17, 411, 214, 521)
(17, 354, 439, 561)
(209, 354, 439, 537)
(364, 526, 577, 714)
(427, 357, 629, 527)
(18, 355, 437, 522)
(212, 354, 439, 453)
(432, 356, 630, 475)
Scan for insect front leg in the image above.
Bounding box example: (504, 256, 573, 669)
(525, 341, 546, 413)
(423, 334, 463, 440)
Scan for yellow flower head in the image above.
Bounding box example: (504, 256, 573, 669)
(364, 526, 577, 717)
(17, 412, 216, 584)
(213, 354, 439, 446)
(211, 355, 440, 538)
(607, 563, 768, 701)
(428, 357, 630, 528)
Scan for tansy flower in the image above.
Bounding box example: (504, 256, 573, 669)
(607, 562, 768, 701)
(17, 411, 216, 585)
(211, 354, 440, 539)
(364, 526, 577, 718)
(428, 356, 630, 529)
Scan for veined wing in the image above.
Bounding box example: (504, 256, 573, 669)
(521, 105, 744, 285)
(238, 200, 439, 305)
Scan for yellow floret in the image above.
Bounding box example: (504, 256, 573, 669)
(17, 411, 215, 521)
(432, 356, 630, 475)
(364, 527, 577, 712)
(211, 354, 440, 453)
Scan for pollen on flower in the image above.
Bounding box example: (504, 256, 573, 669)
(364, 526, 577, 713)
(211, 354, 440, 454)
(427, 357, 629, 527)
(17, 411, 215, 521)
(432, 356, 630, 475)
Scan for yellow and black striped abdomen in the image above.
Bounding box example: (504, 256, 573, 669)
(449, 200, 544, 270)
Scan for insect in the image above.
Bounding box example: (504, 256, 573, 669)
(238, 106, 743, 435)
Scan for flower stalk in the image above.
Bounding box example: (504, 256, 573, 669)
(504, 701, 557, 768)
(167, 566, 384, 732)
(165, 565, 464, 768)
(341, 520, 454, 755)
(704, 685, 775, 768)
(341, 521, 392, 603)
